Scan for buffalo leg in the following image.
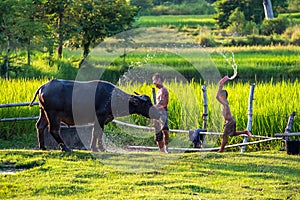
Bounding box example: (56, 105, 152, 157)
(48, 117, 71, 152)
(90, 122, 105, 152)
(36, 109, 48, 150)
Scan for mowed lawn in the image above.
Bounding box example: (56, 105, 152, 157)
(0, 150, 299, 199)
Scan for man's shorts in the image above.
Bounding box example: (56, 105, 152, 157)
(224, 118, 236, 136)
(154, 113, 169, 142)
(161, 113, 169, 131)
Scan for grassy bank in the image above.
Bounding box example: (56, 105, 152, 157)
(0, 150, 299, 199)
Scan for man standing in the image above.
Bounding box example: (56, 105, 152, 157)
(152, 73, 170, 153)
(216, 76, 253, 153)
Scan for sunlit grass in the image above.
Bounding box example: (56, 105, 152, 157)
(0, 150, 299, 199)
(136, 15, 216, 28)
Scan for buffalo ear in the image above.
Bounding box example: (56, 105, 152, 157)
(129, 96, 134, 101)
(129, 95, 139, 105)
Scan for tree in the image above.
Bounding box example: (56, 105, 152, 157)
(214, 0, 288, 29)
(44, 0, 74, 59)
(19, 0, 48, 65)
(130, 0, 153, 14)
(0, 0, 18, 78)
(0, 0, 47, 78)
(68, 0, 137, 63)
(227, 8, 246, 35)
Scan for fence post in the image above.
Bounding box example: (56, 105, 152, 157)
(152, 88, 156, 105)
(201, 84, 208, 146)
(283, 111, 296, 148)
(241, 83, 255, 153)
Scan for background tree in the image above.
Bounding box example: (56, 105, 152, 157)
(0, 0, 48, 78)
(0, 0, 18, 78)
(130, 0, 153, 15)
(44, 0, 74, 58)
(68, 0, 137, 64)
(18, 0, 48, 65)
(214, 0, 288, 29)
(227, 8, 246, 35)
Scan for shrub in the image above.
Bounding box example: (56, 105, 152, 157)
(246, 35, 267, 45)
(291, 31, 300, 45)
(196, 26, 216, 47)
(286, 25, 300, 45)
(226, 8, 247, 36)
(260, 17, 289, 36)
(197, 35, 213, 47)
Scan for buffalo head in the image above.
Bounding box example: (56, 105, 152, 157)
(129, 94, 161, 119)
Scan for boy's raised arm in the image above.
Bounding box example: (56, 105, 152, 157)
(216, 76, 229, 103)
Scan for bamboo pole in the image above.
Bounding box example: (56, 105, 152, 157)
(241, 84, 255, 153)
(202, 85, 208, 130)
(0, 102, 38, 108)
(284, 112, 296, 140)
(127, 138, 280, 152)
(0, 116, 39, 122)
(275, 132, 300, 137)
(201, 84, 208, 146)
(152, 88, 156, 105)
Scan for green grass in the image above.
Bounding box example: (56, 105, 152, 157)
(135, 15, 216, 28)
(135, 13, 300, 29)
(280, 12, 300, 24)
(0, 150, 299, 199)
(1, 78, 300, 151)
(0, 79, 45, 141)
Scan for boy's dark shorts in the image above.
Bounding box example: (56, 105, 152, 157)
(154, 115, 169, 142)
(224, 118, 236, 136)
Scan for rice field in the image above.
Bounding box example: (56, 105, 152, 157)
(135, 15, 216, 28)
(1, 43, 300, 150)
(1, 77, 299, 151)
(81, 44, 300, 83)
(136, 13, 300, 28)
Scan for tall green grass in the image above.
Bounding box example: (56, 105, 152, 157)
(1, 78, 297, 150)
(1, 45, 300, 150)
(0, 79, 45, 141)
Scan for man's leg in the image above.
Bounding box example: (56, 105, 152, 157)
(155, 130, 165, 152)
(218, 134, 227, 153)
(163, 130, 170, 153)
(234, 130, 253, 138)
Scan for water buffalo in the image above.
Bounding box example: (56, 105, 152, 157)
(30, 79, 162, 152)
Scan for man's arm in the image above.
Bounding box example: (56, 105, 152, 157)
(216, 76, 229, 104)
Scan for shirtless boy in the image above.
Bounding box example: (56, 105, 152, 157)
(216, 76, 253, 153)
(152, 73, 170, 153)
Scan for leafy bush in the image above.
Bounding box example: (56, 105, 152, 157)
(260, 17, 289, 36)
(291, 31, 300, 45)
(226, 8, 258, 36)
(222, 35, 287, 46)
(197, 35, 214, 47)
(284, 25, 300, 45)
